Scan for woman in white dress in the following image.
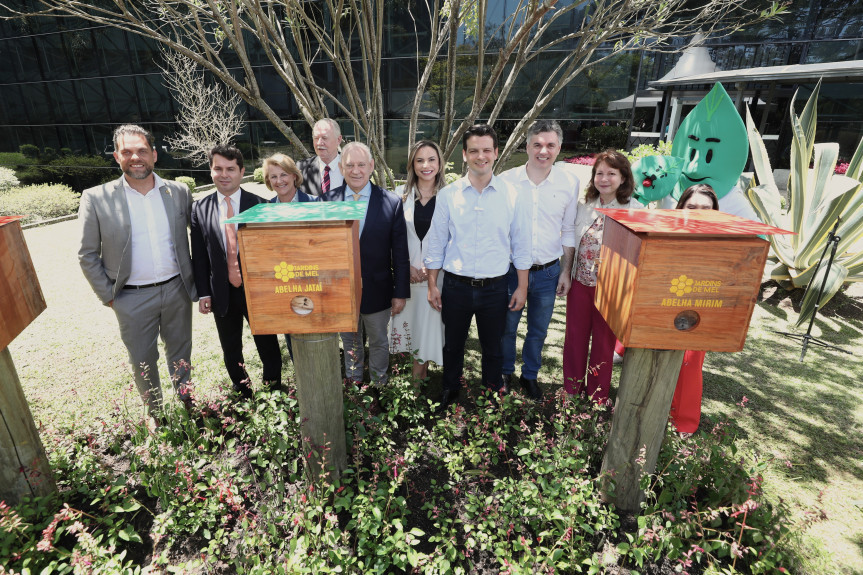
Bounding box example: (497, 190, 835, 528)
(390, 140, 446, 382)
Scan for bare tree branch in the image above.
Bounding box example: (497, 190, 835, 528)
(160, 50, 245, 166)
(0, 0, 785, 177)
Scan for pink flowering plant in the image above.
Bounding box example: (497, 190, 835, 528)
(0, 357, 808, 573)
(618, 398, 820, 574)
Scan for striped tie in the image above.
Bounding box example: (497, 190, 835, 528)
(322, 165, 331, 195)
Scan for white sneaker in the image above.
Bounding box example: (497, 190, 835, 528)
(612, 352, 624, 365)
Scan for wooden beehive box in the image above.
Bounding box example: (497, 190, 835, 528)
(0, 216, 46, 351)
(595, 209, 791, 352)
(229, 202, 364, 334)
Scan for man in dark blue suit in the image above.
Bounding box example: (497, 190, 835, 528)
(321, 142, 410, 385)
(191, 145, 282, 397)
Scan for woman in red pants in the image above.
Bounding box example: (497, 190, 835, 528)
(562, 150, 642, 404)
(669, 184, 719, 435)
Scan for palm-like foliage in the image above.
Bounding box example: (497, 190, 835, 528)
(745, 80, 863, 327)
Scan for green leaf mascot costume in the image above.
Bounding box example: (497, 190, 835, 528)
(631, 83, 759, 220)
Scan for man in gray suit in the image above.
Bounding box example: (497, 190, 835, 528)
(79, 124, 197, 414)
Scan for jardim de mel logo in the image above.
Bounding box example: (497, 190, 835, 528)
(274, 261, 297, 282)
(272, 262, 322, 294)
(669, 274, 694, 297)
(662, 275, 724, 308)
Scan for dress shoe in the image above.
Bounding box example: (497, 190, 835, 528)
(180, 396, 195, 412)
(232, 383, 254, 400)
(264, 380, 283, 394)
(519, 375, 542, 400)
(436, 389, 460, 414)
(502, 373, 514, 392)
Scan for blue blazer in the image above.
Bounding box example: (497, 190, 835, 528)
(322, 183, 410, 314)
(190, 188, 268, 317)
(268, 190, 318, 203)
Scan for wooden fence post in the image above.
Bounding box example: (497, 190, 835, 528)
(1, 347, 57, 504)
(291, 332, 347, 481)
(600, 347, 684, 511)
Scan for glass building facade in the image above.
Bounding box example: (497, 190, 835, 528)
(0, 0, 861, 180)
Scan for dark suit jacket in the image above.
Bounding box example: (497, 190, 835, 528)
(190, 188, 268, 317)
(78, 176, 196, 304)
(297, 156, 321, 197)
(322, 183, 410, 315)
(268, 190, 318, 203)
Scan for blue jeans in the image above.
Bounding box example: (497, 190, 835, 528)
(502, 261, 560, 380)
(441, 272, 509, 392)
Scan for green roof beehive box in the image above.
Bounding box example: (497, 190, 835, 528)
(227, 202, 365, 334)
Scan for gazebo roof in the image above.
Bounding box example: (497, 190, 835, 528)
(650, 60, 863, 88)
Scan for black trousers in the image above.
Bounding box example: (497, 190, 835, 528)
(440, 273, 508, 392)
(214, 284, 282, 387)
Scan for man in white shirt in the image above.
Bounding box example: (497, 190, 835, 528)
(498, 120, 580, 400)
(78, 124, 197, 415)
(297, 118, 345, 197)
(425, 124, 532, 412)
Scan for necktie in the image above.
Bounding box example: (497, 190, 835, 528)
(224, 197, 242, 288)
(322, 165, 331, 195)
(352, 192, 362, 201)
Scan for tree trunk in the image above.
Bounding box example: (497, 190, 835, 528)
(600, 347, 684, 512)
(291, 333, 347, 481)
(0, 347, 57, 504)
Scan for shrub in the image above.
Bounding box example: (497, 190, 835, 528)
(0, 152, 38, 170)
(59, 147, 73, 157)
(253, 167, 265, 184)
(443, 161, 460, 184)
(623, 140, 673, 163)
(582, 124, 628, 151)
(19, 144, 40, 158)
(18, 155, 116, 192)
(175, 176, 196, 193)
(0, 183, 80, 224)
(0, 166, 20, 192)
(564, 155, 596, 165)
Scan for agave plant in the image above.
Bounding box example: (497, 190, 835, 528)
(745, 79, 863, 327)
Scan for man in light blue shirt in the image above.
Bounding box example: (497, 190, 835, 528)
(425, 124, 531, 412)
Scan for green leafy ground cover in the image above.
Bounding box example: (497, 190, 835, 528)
(4, 220, 862, 573)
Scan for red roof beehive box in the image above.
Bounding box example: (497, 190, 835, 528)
(0, 216, 46, 351)
(595, 209, 791, 352)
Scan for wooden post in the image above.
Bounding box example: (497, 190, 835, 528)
(1, 347, 57, 503)
(600, 348, 684, 511)
(291, 332, 347, 481)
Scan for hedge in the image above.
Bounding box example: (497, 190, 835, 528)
(0, 183, 80, 224)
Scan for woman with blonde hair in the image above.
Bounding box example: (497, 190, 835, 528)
(389, 140, 446, 382)
(262, 153, 317, 204)
(261, 153, 318, 361)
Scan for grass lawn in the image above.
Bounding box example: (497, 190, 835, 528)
(9, 217, 863, 573)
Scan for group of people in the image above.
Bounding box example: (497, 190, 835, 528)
(79, 118, 717, 433)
